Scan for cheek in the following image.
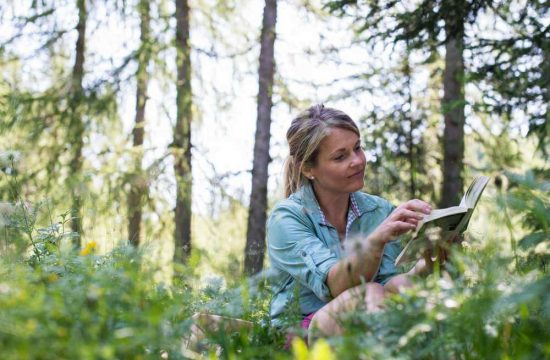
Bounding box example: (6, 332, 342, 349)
(359, 151, 367, 165)
(325, 165, 345, 181)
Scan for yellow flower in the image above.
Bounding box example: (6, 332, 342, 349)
(80, 241, 97, 256)
(26, 319, 38, 332)
(292, 338, 336, 360)
(309, 339, 335, 360)
(292, 337, 309, 360)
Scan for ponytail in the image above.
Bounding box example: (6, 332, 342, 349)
(283, 155, 304, 198)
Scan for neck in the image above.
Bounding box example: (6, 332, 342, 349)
(311, 184, 350, 224)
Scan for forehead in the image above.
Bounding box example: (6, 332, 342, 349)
(319, 128, 359, 153)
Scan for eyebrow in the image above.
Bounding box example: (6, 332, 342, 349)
(329, 140, 361, 157)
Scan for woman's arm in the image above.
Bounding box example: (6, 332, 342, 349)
(326, 199, 432, 298)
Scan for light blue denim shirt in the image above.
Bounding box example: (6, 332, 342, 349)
(267, 183, 401, 326)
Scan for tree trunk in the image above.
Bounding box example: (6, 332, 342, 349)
(173, 0, 193, 263)
(68, 0, 87, 245)
(127, 0, 151, 247)
(244, 0, 277, 276)
(440, 4, 465, 208)
(403, 44, 416, 199)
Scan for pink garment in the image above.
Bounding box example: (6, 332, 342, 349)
(300, 312, 316, 330)
(284, 312, 316, 349)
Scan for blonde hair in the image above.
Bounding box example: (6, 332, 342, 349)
(283, 104, 360, 197)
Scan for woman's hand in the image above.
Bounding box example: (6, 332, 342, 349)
(367, 199, 432, 247)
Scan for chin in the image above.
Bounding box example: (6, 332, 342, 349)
(348, 179, 364, 192)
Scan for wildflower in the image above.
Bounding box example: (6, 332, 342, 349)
(444, 298, 459, 308)
(0, 283, 11, 294)
(309, 339, 335, 360)
(292, 338, 336, 360)
(398, 323, 432, 348)
(114, 327, 134, 339)
(484, 323, 498, 338)
(26, 319, 38, 332)
(292, 337, 308, 360)
(0, 150, 21, 170)
(80, 241, 97, 256)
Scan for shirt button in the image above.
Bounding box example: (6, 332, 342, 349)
(301, 251, 306, 257)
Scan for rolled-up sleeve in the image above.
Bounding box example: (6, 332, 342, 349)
(374, 239, 402, 284)
(267, 204, 338, 302)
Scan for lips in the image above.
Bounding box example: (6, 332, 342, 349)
(348, 169, 365, 178)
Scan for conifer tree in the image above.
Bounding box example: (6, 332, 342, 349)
(244, 0, 278, 275)
(68, 0, 88, 243)
(127, 0, 151, 247)
(173, 0, 193, 263)
(325, 0, 546, 204)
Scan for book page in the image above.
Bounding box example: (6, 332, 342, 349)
(460, 176, 490, 209)
(420, 206, 467, 224)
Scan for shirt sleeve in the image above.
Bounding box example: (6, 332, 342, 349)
(374, 239, 402, 284)
(267, 203, 338, 302)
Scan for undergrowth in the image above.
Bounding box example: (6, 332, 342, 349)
(0, 169, 548, 359)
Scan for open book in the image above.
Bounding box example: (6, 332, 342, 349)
(394, 176, 490, 266)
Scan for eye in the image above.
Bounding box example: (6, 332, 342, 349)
(333, 154, 345, 161)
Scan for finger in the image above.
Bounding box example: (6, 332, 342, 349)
(402, 199, 432, 214)
(390, 221, 417, 237)
(392, 208, 425, 221)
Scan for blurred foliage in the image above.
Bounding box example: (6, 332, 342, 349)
(1, 167, 549, 359)
(333, 259, 550, 359)
(501, 169, 550, 273)
(0, 246, 193, 359)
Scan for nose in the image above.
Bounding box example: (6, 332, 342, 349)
(350, 149, 366, 168)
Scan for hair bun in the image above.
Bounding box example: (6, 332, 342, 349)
(309, 103, 324, 119)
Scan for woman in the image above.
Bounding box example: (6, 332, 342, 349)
(267, 104, 432, 343)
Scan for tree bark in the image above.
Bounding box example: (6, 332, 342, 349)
(403, 44, 416, 199)
(127, 0, 151, 247)
(173, 0, 193, 263)
(244, 0, 277, 275)
(68, 0, 87, 245)
(440, 3, 465, 208)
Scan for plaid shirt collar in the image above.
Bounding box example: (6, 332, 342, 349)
(316, 192, 362, 238)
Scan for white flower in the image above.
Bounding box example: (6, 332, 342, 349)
(444, 299, 459, 308)
(0, 283, 11, 294)
(398, 323, 432, 348)
(497, 282, 512, 295)
(484, 323, 498, 338)
(0, 151, 21, 169)
(534, 242, 550, 255)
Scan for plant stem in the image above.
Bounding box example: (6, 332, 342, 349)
(8, 159, 40, 260)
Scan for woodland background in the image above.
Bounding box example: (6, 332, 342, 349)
(0, 0, 548, 359)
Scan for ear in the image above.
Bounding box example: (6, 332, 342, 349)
(302, 166, 315, 180)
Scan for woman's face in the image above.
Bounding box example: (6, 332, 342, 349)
(305, 127, 366, 196)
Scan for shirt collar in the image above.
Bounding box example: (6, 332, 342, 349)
(298, 182, 377, 226)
